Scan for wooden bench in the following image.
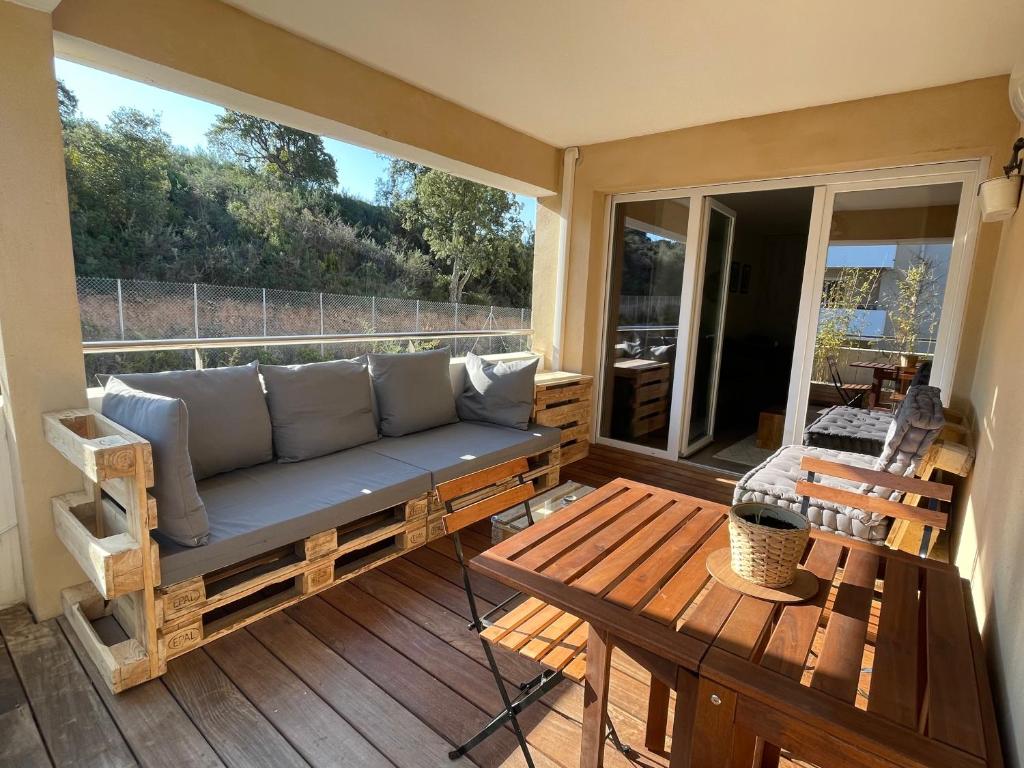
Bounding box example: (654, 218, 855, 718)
(43, 408, 560, 692)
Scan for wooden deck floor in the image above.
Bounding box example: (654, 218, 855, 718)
(0, 523, 804, 768)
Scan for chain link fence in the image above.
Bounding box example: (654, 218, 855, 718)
(78, 277, 532, 378)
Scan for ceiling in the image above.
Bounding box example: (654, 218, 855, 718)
(221, 0, 1023, 147)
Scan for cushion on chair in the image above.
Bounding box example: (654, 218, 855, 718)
(102, 378, 209, 547)
(733, 445, 892, 542)
(456, 352, 540, 430)
(368, 348, 459, 437)
(803, 406, 893, 456)
(116, 362, 272, 479)
(260, 359, 378, 462)
(867, 385, 944, 491)
(156, 448, 432, 584)
(366, 421, 561, 484)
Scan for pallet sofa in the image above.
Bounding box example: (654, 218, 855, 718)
(44, 350, 562, 692)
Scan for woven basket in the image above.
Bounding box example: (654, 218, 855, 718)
(728, 502, 810, 588)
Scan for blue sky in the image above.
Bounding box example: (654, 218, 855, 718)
(54, 59, 536, 226)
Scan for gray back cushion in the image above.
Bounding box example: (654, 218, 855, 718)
(368, 348, 459, 437)
(102, 378, 209, 547)
(117, 362, 272, 479)
(862, 384, 944, 496)
(260, 359, 378, 462)
(457, 352, 539, 430)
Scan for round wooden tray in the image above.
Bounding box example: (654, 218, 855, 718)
(706, 548, 819, 603)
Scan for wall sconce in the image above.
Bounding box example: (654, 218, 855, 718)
(978, 137, 1023, 222)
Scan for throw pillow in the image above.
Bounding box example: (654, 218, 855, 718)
(102, 378, 209, 547)
(367, 348, 458, 437)
(457, 352, 540, 430)
(260, 359, 378, 462)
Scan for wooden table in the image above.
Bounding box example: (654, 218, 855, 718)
(472, 478, 742, 767)
(472, 478, 1003, 768)
(849, 360, 899, 407)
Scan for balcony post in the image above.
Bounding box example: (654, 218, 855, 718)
(0, 3, 90, 618)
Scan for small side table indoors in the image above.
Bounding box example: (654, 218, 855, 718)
(471, 477, 1004, 768)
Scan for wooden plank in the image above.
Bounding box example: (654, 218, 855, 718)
(435, 457, 530, 503)
(0, 606, 135, 768)
(605, 507, 724, 612)
(248, 611, 472, 767)
(0, 623, 50, 768)
(800, 457, 953, 501)
(205, 630, 392, 767)
(925, 568, 986, 757)
(58, 616, 223, 768)
(540, 492, 671, 583)
(52, 492, 143, 599)
(511, 487, 651, 572)
(638, 523, 729, 625)
(810, 549, 879, 703)
(794, 481, 947, 529)
(162, 649, 308, 768)
(960, 581, 1005, 768)
(760, 539, 843, 681)
(687, 677, 739, 768)
(286, 596, 553, 768)
(571, 499, 700, 596)
(479, 597, 547, 644)
(443, 483, 535, 534)
(519, 610, 583, 661)
(493, 604, 565, 652)
(868, 559, 921, 729)
(711, 596, 775, 661)
(678, 582, 741, 646)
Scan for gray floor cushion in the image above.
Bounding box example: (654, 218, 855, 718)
(157, 448, 431, 584)
(733, 445, 895, 543)
(803, 405, 893, 456)
(366, 421, 561, 484)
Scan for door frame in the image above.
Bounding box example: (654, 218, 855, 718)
(680, 198, 737, 457)
(592, 159, 986, 462)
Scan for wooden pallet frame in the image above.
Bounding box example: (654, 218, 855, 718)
(612, 361, 671, 438)
(533, 372, 593, 467)
(44, 407, 557, 692)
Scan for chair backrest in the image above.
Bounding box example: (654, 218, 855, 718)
(826, 356, 857, 406)
(862, 384, 944, 497)
(436, 457, 535, 535)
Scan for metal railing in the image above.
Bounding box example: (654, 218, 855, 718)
(77, 277, 533, 365)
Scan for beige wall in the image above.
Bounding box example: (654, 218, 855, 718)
(533, 76, 1016, 402)
(0, 1, 89, 618)
(51, 0, 561, 197)
(956, 119, 1024, 762)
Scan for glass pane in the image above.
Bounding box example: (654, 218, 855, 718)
(599, 198, 689, 451)
(686, 206, 734, 448)
(809, 182, 960, 413)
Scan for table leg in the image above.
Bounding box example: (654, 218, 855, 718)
(679, 677, 738, 768)
(645, 677, 671, 753)
(581, 626, 613, 768)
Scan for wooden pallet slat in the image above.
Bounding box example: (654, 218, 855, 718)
(534, 372, 592, 467)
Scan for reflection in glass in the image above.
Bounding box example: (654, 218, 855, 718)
(599, 198, 689, 450)
(810, 182, 959, 411)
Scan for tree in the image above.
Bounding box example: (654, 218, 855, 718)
(207, 111, 337, 189)
(379, 159, 526, 303)
(887, 251, 940, 359)
(813, 267, 880, 381)
(57, 79, 78, 125)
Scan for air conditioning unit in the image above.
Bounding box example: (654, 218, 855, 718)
(1011, 62, 1024, 123)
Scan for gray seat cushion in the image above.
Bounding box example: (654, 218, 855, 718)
(456, 352, 540, 430)
(366, 421, 561, 484)
(803, 406, 893, 456)
(157, 448, 431, 584)
(733, 445, 894, 542)
(260, 359, 378, 462)
(368, 348, 459, 437)
(102, 378, 209, 547)
(116, 362, 272, 479)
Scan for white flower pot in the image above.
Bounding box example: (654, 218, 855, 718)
(979, 175, 1022, 222)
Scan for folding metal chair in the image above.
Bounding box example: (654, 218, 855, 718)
(827, 355, 872, 408)
(438, 457, 631, 766)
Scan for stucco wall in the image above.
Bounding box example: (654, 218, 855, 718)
(956, 119, 1024, 763)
